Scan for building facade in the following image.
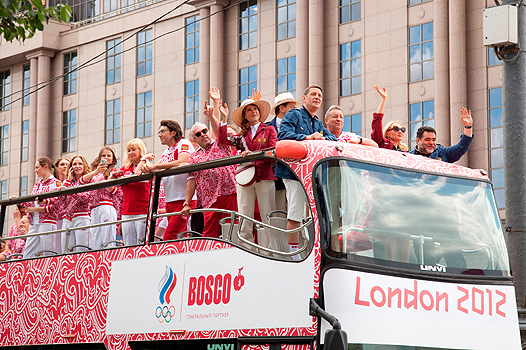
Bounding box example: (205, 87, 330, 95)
(0, 0, 504, 217)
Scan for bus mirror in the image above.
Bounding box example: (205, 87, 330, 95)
(323, 326, 348, 350)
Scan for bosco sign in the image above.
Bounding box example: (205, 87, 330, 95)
(188, 267, 245, 306)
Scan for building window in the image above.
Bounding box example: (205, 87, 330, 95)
(344, 113, 362, 136)
(136, 91, 152, 138)
(409, 100, 434, 149)
(1, 180, 6, 200)
(409, 0, 431, 5)
(106, 99, 121, 144)
(185, 80, 199, 129)
(0, 70, 10, 111)
(277, 0, 296, 40)
(239, 66, 257, 103)
(62, 109, 77, 153)
(23, 65, 30, 106)
(103, 0, 117, 15)
(137, 29, 153, 77)
(20, 176, 27, 196)
(21, 120, 29, 162)
(489, 87, 504, 209)
(185, 15, 200, 64)
(340, 0, 360, 24)
(488, 47, 501, 67)
(63, 51, 78, 95)
(121, 0, 132, 13)
(409, 22, 433, 82)
(277, 56, 296, 97)
(239, 0, 257, 50)
(0, 125, 8, 166)
(340, 40, 361, 96)
(106, 38, 122, 84)
(61, 0, 99, 22)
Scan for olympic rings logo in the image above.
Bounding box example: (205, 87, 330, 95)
(155, 305, 176, 323)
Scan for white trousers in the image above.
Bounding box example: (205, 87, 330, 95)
(90, 205, 117, 250)
(23, 223, 57, 259)
(236, 180, 276, 250)
(62, 216, 91, 252)
(122, 214, 147, 246)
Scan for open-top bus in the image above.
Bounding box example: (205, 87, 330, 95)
(0, 139, 520, 350)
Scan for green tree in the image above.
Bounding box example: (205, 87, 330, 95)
(0, 0, 71, 42)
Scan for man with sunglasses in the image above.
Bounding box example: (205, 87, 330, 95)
(140, 120, 196, 240)
(181, 109, 238, 238)
(410, 107, 474, 163)
(324, 105, 377, 146)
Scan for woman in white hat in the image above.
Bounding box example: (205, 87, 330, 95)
(231, 98, 277, 250)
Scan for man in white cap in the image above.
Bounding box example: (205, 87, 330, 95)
(266, 92, 301, 214)
(267, 92, 301, 134)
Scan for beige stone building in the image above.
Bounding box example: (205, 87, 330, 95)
(0, 0, 504, 216)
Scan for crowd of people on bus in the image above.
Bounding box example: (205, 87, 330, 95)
(3, 84, 474, 260)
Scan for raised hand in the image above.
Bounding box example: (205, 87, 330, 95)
(209, 87, 221, 101)
(373, 85, 388, 99)
(460, 108, 472, 127)
(249, 88, 262, 101)
(220, 102, 229, 123)
(203, 100, 214, 120)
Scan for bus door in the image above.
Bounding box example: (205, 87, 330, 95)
(236, 337, 314, 350)
(129, 338, 314, 350)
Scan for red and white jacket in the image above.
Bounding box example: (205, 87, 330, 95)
(79, 172, 121, 209)
(61, 178, 91, 220)
(24, 175, 62, 225)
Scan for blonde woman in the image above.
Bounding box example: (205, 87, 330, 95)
(110, 139, 153, 245)
(371, 86, 408, 152)
(61, 156, 92, 251)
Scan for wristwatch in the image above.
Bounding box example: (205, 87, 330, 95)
(464, 125, 473, 129)
(182, 201, 189, 207)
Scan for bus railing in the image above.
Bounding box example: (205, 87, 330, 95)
(0, 150, 312, 259)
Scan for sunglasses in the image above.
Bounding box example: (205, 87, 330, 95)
(389, 126, 406, 133)
(195, 128, 209, 138)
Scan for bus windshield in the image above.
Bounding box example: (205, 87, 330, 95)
(315, 159, 510, 276)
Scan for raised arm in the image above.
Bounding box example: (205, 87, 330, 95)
(209, 87, 222, 137)
(203, 100, 217, 139)
(374, 85, 388, 114)
(460, 107, 473, 138)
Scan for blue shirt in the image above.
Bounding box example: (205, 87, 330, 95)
(410, 134, 473, 163)
(275, 106, 337, 179)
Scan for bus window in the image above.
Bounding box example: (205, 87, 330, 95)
(314, 159, 510, 276)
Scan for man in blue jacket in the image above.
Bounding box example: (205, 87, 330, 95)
(276, 85, 337, 259)
(410, 107, 473, 163)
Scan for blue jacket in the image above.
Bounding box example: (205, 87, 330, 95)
(410, 134, 474, 163)
(275, 106, 337, 179)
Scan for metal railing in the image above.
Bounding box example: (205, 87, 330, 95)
(0, 151, 313, 260)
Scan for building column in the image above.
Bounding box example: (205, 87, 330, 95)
(35, 52, 54, 159)
(27, 56, 39, 186)
(296, 0, 308, 97)
(199, 6, 211, 125)
(210, 4, 225, 95)
(433, 0, 450, 147)
(448, 0, 467, 165)
(308, 0, 324, 87)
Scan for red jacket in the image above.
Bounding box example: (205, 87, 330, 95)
(371, 112, 395, 150)
(240, 123, 277, 182)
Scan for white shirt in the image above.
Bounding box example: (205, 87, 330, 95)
(250, 122, 261, 139)
(160, 138, 196, 202)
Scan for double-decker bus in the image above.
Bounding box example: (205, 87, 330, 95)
(0, 139, 520, 350)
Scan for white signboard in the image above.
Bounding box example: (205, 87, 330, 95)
(321, 269, 521, 350)
(106, 248, 315, 335)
